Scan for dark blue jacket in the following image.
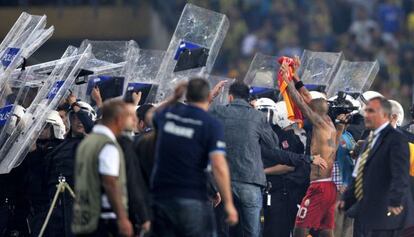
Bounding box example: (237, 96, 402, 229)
(344, 125, 414, 230)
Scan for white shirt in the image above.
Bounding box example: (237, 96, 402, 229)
(371, 122, 389, 149)
(352, 122, 389, 178)
(93, 124, 120, 219)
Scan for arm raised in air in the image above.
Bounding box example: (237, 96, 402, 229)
(280, 61, 325, 128)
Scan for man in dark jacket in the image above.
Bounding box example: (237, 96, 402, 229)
(342, 97, 414, 237)
(117, 103, 151, 236)
(134, 104, 156, 188)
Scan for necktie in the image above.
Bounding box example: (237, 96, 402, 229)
(355, 131, 374, 201)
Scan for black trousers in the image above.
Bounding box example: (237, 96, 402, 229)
(263, 183, 306, 237)
(0, 206, 11, 237)
(354, 218, 402, 237)
(0, 205, 29, 237)
(76, 219, 118, 237)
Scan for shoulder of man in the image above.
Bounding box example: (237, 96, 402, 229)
(396, 127, 414, 143)
(382, 127, 409, 149)
(117, 135, 134, 149)
(208, 103, 226, 113)
(82, 132, 116, 146)
(206, 114, 224, 129)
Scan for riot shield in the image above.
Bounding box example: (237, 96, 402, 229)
(24, 57, 120, 76)
(244, 53, 280, 101)
(208, 75, 235, 106)
(326, 60, 379, 98)
(123, 48, 165, 104)
(0, 12, 54, 89)
(0, 45, 79, 152)
(0, 12, 32, 52)
(71, 60, 126, 104)
(14, 51, 125, 98)
(155, 3, 229, 102)
(297, 50, 343, 92)
(0, 45, 92, 174)
(79, 40, 138, 64)
(0, 46, 79, 147)
(73, 40, 139, 104)
(0, 72, 47, 150)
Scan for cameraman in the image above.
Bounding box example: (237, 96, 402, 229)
(324, 93, 360, 237)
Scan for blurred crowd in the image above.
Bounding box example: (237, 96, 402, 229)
(154, 0, 414, 121)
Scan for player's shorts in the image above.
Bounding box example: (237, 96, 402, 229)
(295, 178, 337, 230)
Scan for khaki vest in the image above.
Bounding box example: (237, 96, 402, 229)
(71, 133, 128, 234)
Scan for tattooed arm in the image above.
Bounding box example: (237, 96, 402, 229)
(281, 62, 325, 128)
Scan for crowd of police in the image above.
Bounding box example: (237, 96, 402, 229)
(0, 70, 413, 237)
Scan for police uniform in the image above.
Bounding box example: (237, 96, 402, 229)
(44, 137, 83, 237)
(26, 139, 62, 237)
(0, 163, 29, 236)
(262, 125, 310, 237)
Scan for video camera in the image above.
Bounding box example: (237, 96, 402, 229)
(328, 91, 359, 124)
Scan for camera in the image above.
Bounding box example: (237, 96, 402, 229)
(328, 91, 359, 124)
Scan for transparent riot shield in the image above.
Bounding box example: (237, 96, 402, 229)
(326, 60, 380, 98)
(24, 56, 119, 76)
(0, 12, 54, 89)
(71, 60, 126, 104)
(244, 53, 280, 101)
(0, 46, 79, 145)
(123, 48, 165, 104)
(79, 40, 138, 64)
(0, 45, 79, 156)
(71, 62, 126, 104)
(73, 40, 139, 104)
(0, 12, 32, 52)
(208, 75, 235, 106)
(155, 3, 229, 102)
(297, 50, 343, 92)
(0, 45, 92, 174)
(0, 72, 47, 150)
(0, 46, 80, 111)
(0, 71, 41, 107)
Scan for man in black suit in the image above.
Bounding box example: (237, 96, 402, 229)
(341, 97, 414, 237)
